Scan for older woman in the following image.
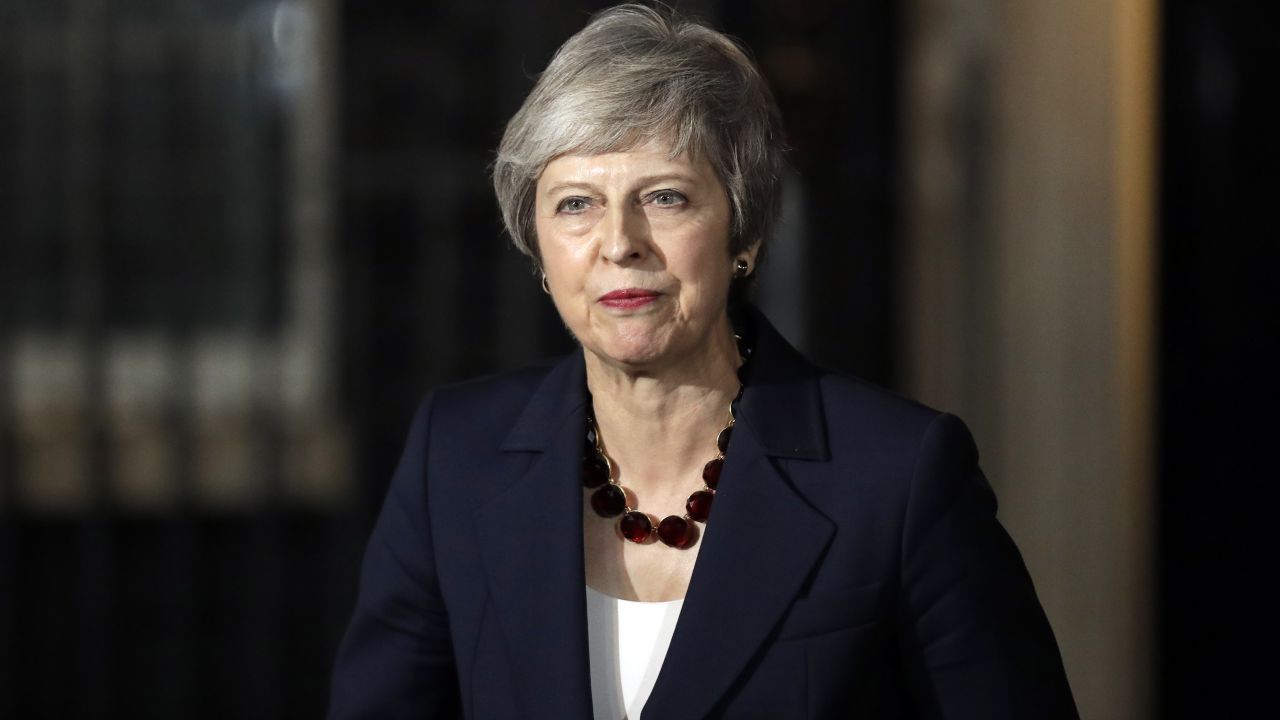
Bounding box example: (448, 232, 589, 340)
(329, 5, 1077, 719)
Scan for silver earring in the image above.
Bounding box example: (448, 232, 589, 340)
(733, 257, 750, 278)
(541, 274, 551, 294)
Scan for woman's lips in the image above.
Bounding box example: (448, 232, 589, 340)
(598, 289, 660, 309)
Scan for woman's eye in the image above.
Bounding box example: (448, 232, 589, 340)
(557, 197, 590, 214)
(650, 190, 687, 207)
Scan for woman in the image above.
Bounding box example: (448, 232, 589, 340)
(330, 5, 1078, 719)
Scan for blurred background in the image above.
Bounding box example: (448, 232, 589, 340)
(0, 0, 1272, 717)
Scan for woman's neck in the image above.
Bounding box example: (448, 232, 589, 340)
(583, 317, 742, 497)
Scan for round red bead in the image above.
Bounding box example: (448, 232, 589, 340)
(591, 484, 626, 517)
(619, 511, 653, 543)
(701, 458, 724, 489)
(686, 490, 714, 522)
(657, 515, 695, 548)
(583, 454, 610, 488)
(716, 425, 733, 454)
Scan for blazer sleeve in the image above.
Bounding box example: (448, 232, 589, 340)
(329, 392, 462, 719)
(897, 413, 1079, 719)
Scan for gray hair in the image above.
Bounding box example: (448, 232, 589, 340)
(492, 3, 786, 271)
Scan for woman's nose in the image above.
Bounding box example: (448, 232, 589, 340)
(599, 204, 649, 264)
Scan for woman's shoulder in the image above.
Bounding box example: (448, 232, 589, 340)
(406, 351, 592, 457)
(816, 370, 944, 433)
(807, 368, 976, 468)
(742, 306, 968, 463)
(424, 354, 568, 424)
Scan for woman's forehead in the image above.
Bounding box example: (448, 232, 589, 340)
(538, 141, 715, 187)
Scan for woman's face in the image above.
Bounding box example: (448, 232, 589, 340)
(535, 141, 751, 373)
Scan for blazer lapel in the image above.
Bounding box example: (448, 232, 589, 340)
(642, 311, 834, 719)
(473, 352, 595, 720)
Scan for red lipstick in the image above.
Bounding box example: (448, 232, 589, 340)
(598, 288, 660, 309)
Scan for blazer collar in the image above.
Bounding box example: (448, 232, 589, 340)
(477, 308, 833, 719)
(733, 306, 829, 460)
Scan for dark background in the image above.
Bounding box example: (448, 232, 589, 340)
(0, 0, 1273, 717)
(1158, 0, 1275, 716)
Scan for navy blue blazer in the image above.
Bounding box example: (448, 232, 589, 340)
(329, 310, 1078, 719)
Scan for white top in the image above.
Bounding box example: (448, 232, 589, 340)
(585, 585, 684, 720)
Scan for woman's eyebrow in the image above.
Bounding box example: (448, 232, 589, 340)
(544, 174, 700, 197)
(542, 181, 599, 196)
(632, 173, 699, 188)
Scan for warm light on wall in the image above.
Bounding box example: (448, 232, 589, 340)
(899, 0, 1158, 717)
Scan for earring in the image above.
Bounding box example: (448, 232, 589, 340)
(733, 257, 750, 278)
(541, 273, 551, 294)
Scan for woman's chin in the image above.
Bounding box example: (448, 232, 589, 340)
(584, 333, 674, 371)
(578, 319, 673, 366)
(590, 344, 663, 370)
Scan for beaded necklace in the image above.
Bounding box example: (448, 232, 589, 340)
(581, 334, 749, 548)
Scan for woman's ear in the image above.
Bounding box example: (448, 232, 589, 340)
(736, 240, 762, 276)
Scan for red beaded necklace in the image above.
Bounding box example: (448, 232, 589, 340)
(582, 400, 736, 548)
(581, 332, 749, 549)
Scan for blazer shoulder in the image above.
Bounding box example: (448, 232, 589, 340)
(804, 369, 988, 493)
(815, 370, 947, 444)
(428, 356, 561, 428)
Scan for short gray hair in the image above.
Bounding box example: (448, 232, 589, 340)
(492, 3, 786, 271)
